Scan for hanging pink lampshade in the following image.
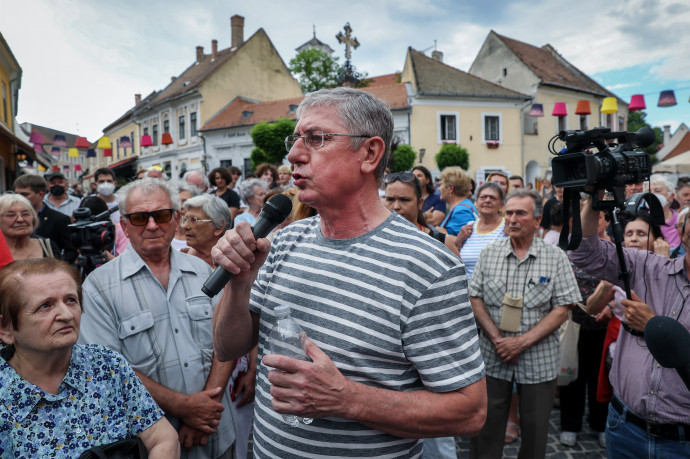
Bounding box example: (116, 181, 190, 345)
(575, 100, 591, 115)
(52, 135, 67, 147)
(75, 136, 90, 148)
(74, 164, 82, 172)
(628, 94, 646, 111)
(528, 103, 544, 117)
(161, 133, 173, 145)
(119, 136, 132, 148)
(103, 148, 113, 157)
(141, 134, 153, 147)
(32, 143, 43, 152)
(552, 102, 567, 117)
(658, 90, 677, 107)
(29, 131, 44, 144)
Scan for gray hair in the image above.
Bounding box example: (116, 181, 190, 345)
(650, 174, 675, 194)
(238, 178, 266, 202)
(176, 181, 201, 197)
(183, 194, 232, 231)
(0, 193, 38, 228)
(476, 181, 505, 203)
(183, 170, 210, 190)
(297, 87, 394, 183)
(505, 188, 543, 217)
(117, 178, 180, 215)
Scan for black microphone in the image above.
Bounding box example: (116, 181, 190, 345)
(644, 315, 690, 392)
(201, 193, 293, 297)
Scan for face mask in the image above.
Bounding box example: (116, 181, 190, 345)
(49, 185, 65, 196)
(97, 182, 116, 196)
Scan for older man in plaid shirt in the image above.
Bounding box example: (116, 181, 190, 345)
(468, 188, 581, 459)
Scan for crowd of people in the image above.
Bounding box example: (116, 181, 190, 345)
(0, 86, 688, 459)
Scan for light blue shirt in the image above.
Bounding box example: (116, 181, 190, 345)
(43, 194, 82, 217)
(233, 211, 257, 227)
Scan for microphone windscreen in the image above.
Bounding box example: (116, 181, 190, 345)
(645, 315, 690, 368)
(262, 193, 293, 224)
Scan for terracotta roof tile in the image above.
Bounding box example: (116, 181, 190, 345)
(495, 33, 615, 98)
(409, 48, 528, 99)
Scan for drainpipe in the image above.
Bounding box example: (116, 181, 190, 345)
(519, 99, 532, 177)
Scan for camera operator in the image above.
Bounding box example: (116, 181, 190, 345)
(569, 190, 690, 457)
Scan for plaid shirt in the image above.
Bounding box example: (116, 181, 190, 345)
(469, 236, 582, 383)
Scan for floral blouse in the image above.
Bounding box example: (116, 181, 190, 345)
(0, 344, 162, 458)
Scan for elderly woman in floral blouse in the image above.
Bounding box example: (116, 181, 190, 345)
(0, 258, 179, 457)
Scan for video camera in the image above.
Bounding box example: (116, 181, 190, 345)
(551, 126, 655, 191)
(68, 206, 117, 277)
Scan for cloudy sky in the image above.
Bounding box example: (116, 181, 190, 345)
(1, 0, 688, 142)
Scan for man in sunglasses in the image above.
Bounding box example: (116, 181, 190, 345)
(212, 87, 487, 458)
(78, 178, 236, 458)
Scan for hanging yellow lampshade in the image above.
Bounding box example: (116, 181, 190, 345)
(68, 148, 79, 158)
(97, 136, 111, 149)
(601, 97, 618, 114)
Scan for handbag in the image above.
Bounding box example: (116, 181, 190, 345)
(77, 437, 148, 459)
(557, 310, 580, 386)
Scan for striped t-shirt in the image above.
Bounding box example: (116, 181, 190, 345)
(460, 218, 506, 281)
(249, 212, 485, 458)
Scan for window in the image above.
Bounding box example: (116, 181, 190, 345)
(190, 112, 198, 137)
(579, 115, 589, 130)
(164, 119, 170, 134)
(64, 152, 69, 162)
(523, 111, 538, 135)
(619, 115, 625, 131)
(65, 170, 71, 179)
(1, 82, 7, 122)
(143, 127, 149, 136)
(438, 113, 458, 142)
(116, 138, 120, 160)
(80, 156, 84, 164)
(558, 116, 567, 132)
(220, 159, 233, 168)
(179, 115, 186, 140)
(482, 114, 501, 143)
(152, 124, 158, 146)
(605, 114, 613, 129)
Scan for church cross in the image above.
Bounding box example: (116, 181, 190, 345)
(336, 23, 360, 60)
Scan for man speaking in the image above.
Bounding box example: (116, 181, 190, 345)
(211, 87, 486, 458)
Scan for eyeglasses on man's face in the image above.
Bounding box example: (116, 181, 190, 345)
(124, 208, 175, 226)
(181, 215, 213, 226)
(284, 130, 372, 153)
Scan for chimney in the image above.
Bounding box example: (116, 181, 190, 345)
(231, 15, 244, 48)
(196, 46, 204, 62)
(431, 50, 443, 62)
(135, 93, 142, 105)
(212, 39, 218, 60)
(171, 76, 177, 83)
(663, 125, 671, 145)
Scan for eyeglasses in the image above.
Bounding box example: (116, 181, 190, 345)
(477, 194, 500, 201)
(1, 211, 32, 221)
(124, 209, 175, 226)
(181, 215, 213, 226)
(284, 130, 372, 153)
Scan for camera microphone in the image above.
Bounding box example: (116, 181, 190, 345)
(201, 193, 293, 297)
(644, 315, 690, 392)
(627, 126, 656, 149)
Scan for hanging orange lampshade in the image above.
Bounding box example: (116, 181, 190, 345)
(97, 136, 111, 149)
(74, 136, 90, 148)
(51, 165, 60, 172)
(552, 102, 567, 117)
(141, 135, 153, 147)
(601, 97, 618, 114)
(628, 94, 646, 111)
(68, 148, 79, 158)
(658, 90, 677, 107)
(575, 100, 591, 115)
(103, 148, 113, 157)
(161, 133, 173, 145)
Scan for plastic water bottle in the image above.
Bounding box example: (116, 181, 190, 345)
(268, 305, 313, 426)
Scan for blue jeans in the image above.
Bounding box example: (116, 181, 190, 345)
(606, 400, 690, 458)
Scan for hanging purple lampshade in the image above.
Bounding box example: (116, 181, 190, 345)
(86, 148, 97, 158)
(658, 90, 677, 107)
(29, 131, 44, 144)
(119, 136, 132, 148)
(63, 165, 70, 170)
(50, 146, 61, 156)
(528, 103, 544, 117)
(52, 134, 67, 147)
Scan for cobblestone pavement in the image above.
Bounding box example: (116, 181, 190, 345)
(454, 404, 607, 459)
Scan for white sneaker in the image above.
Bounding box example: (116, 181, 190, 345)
(598, 432, 607, 449)
(560, 431, 577, 446)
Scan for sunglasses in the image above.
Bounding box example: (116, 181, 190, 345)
(384, 172, 422, 195)
(124, 209, 175, 226)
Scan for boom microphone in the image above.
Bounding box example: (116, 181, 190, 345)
(644, 315, 690, 392)
(201, 193, 293, 297)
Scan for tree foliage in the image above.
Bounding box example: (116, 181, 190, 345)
(249, 118, 296, 169)
(627, 110, 662, 160)
(289, 49, 341, 93)
(389, 144, 416, 172)
(435, 143, 469, 171)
